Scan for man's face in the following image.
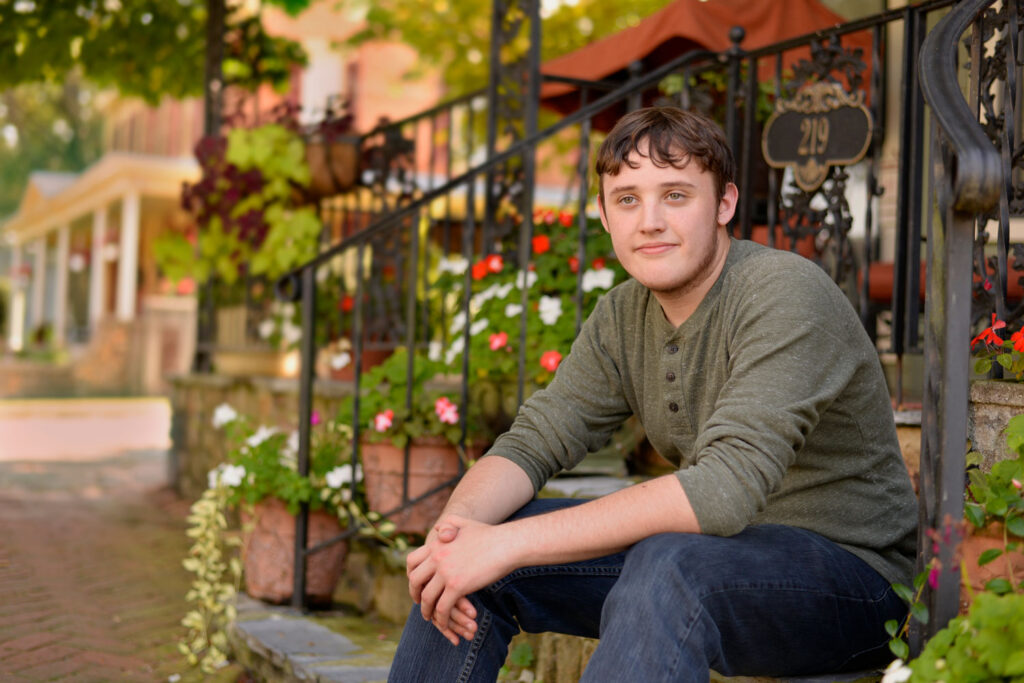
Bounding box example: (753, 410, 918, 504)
(598, 147, 737, 306)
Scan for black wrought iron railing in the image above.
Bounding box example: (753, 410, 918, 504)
(917, 0, 1003, 644)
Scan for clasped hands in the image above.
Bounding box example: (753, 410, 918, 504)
(406, 515, 516, 646)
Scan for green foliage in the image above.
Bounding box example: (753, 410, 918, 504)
(907, 592, 1024, 682)
(0, 76, 103, 218)
(178, 485, 241, 673)
(154, 118, 321, 288)
(344, 347, 493, 450)
(349, 0, 674, 94)
(507, 641, 535, 668)
(0, 1, 308, 105)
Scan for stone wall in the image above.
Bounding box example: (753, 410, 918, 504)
(169, 373, 355, 498)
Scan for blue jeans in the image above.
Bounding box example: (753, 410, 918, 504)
(388, 499, 906, 682)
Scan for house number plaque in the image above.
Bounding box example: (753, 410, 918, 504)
(761, 81, 873, 192)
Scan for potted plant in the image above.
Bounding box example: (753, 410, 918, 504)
(304, 98, 361, 199)
(346, 347, 493, 534)
(154, 107, 323, 376)
(881, 415, 1024, 683)
(968, 315, 1024, 468)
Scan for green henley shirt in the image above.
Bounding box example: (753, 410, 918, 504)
(488, 238, 918, 587)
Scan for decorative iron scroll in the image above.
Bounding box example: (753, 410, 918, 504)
(762, 82, 873, 192)
(765, 36, 870, 300)
(965, 0, 1024, 330)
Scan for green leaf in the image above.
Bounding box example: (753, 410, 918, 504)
(508, 642, 534, 667)
(966, 451, 984, 468)
(910, 602, 929, 624)
(1007, 515, 1024, 538)
(892, 583, 914, 604)
(884, 619, 899, 637)
(888, 638, 909, 659)
(984, 577, 1013, 594)
(965, 502, 986, 528)
(978, 548, 1004, 566)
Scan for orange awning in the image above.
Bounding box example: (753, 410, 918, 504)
(541, 0, 873, 129)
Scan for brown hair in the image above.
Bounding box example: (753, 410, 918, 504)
(595, 107, 735, 200)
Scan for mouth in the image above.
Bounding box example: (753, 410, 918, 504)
(635, 242, 677, 255)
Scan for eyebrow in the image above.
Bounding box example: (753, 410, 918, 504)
(606, 181, 699, 195)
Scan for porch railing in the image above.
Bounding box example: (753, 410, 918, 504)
(221, 3, 1024, 651)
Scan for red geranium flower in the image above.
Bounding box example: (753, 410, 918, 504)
(540, 350, 562, 372)
(592, 257, 606, 270)
(489, 331, 509, 351)
(472, 260, 489, 280)
(532, 235, 550, 255)
(339, 295, 355, 312)
(558, 210, 573, 227)
(486, 254, 504, 273)
(971, 313, 1006, 349)
(1012, 328, 1024, 353)
(568, 256, 579, 274)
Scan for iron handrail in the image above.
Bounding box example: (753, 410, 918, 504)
(919, 0, 1002, 212)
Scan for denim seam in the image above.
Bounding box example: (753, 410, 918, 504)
(457, 607, 492, 683)
(488, 564, 623, 592)
(834, 585, 903, 670)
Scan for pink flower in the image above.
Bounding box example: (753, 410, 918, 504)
(540, 350, 562, 372)
(927, 565, 941, 590)
(311, 410, 322, 426)
(490, 331, 509, 351)
(1013, 478, 1022, 490)
(373, 409, 394, 432)
(435, 397, 459, 425)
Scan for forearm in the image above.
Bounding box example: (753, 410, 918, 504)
(501, 473, 700, 567)
(438, 454, 535, 525)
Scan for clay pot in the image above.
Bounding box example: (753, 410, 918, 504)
(240, 497, 348, 605)
(959, 522, 1024, 612)
(306, 137, 360, 198)
(360, 438, 472, 535)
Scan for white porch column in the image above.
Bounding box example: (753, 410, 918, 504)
(8, 243, 25, 351)
(116, 191, 140, 321)
(89, 205, 107, 323)
(53, 223, 70, 346)
(29, 237, 46, 334)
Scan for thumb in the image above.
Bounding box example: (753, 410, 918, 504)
(436, 523, 459, 543)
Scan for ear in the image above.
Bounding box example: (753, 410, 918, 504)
(597, 194, 611, 233)
(717, 183, 739, 226)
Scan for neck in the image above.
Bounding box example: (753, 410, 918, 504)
(656, 231, 731, 327)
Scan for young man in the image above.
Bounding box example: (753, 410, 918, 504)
(388, 107, 917, 682)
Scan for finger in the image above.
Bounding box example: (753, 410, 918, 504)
(419, 575, 444, 622)
(430, 618, 461, 646)
(433, 585, 460, 632)
(449, 606, 477, 639)
(455, 596, 477, 620)
(436, 524, 458, 543)
(406, 545, 429, 574)
(407, 560, 435, 604)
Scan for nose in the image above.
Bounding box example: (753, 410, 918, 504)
(640, 202, 666, 234)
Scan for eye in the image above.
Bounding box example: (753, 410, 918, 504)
(666, 191, 685, 201)
(618, 195, 637, 206)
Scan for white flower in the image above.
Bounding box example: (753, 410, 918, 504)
(881, 659, 912, 683)
(445, 336, 466, 365)
(284, 430, 299, 456)
(428, 341, 443, 362)
(581, 268, 615, 292)
(168, 675, 182, 683)
(220, 464, 246, 487)
(539, 296, 562, 326)
(516, 270, 538, 289)
(326, 464, 363, 489)
(470, 319, 489, 336)
(330, 352, 351, 370)
(438, 256, 468, 275)
(246, 425, 278, 449)
(279, 449, 297, 471)
(316, 266, 330, 283)
(450, 311, 467, 335)
(505, 303, 523, 318)
(257, 319, 276, 340)
(211, 403, 238, 429)
(207, 465, 224, 489)
(281, 321, 302, 347)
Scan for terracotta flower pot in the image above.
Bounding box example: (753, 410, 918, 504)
(959, 522, 1024, 612)
(306, 137, 360, 198)
(240, 497, 348, 605)
(360, 438, 471, 535)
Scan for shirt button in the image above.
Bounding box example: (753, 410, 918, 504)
(666, 371, 676, 382)
(668, 402, 679, 412)
(667, 344, 679, 354)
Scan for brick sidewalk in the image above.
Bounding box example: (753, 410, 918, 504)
(0, 451, 241, 682)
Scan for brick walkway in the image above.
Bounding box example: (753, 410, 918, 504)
(0, 450, 242, 682)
